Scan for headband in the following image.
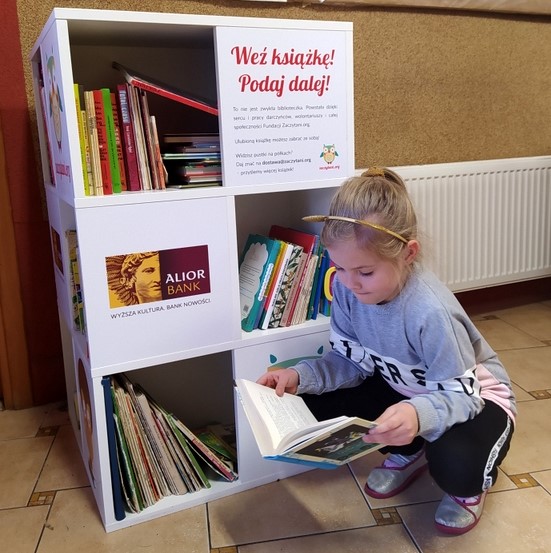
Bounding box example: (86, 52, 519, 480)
(302, 215, 409, 244)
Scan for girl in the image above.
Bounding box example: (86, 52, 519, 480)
(257, 167, 516, 535)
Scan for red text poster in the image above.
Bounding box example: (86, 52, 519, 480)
(215, 25, 352, 186)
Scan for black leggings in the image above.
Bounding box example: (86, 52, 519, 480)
(301, 371, 514, 497)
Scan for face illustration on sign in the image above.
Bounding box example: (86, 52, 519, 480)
(106, 245, 211, 308)
(106, 252, 162, 307)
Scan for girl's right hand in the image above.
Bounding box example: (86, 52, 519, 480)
(256, 368, 299, 397)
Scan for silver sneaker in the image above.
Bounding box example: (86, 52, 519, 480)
(435, 492, 487, 534)
(364, 451, 427, 499)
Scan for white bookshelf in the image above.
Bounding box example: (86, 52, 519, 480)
(30, 8, 353, 531)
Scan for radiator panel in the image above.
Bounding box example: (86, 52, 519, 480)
(393, 157, 551, 292)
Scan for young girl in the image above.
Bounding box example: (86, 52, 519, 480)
(257, 167, 516, 535)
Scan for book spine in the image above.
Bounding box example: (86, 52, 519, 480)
(116, 84, 142, 191)
(259, 242, 292, 330)
(83, 90, 103, 196)
(101, 88, 122, 194)
(111, 92, 128, 191)
(127, 76, 219, 116)
(101, 377, 126, 521)
(128, 86, 152, 190)
(280, 251, 308, 327)
(269, 244, 303, 328)
(74, 84, 91, 195)
(93, 89, 113, 194)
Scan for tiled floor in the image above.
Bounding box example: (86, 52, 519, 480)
(2, 301, 551, 552)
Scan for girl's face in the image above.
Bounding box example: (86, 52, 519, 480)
(327, 238, 417, 305)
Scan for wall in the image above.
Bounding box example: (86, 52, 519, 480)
(6, 0, 551, 404)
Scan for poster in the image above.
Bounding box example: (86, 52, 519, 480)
(216, 25, 352, 186)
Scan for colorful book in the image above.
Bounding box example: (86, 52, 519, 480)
(111, 92, 128, 191)
(127, 85, 152, 191)
(238, 234, 282, 332)
(101, 377, 126, 520)
(309, 247, 329, 320)
(116, 84, 142, 191)
(101, 88, 123, 193)
(73, 84, 91, 195)
(291, 252, 319, 325)
(83, 90, 103, 196)
(268, 225, 319, 327)
(258, 241, 294, 330)
(113, 61, 219, 116)
(93, 89, 113, 194)
(268, 243, 303, 328)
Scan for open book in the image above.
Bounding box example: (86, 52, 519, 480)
(235, 379, 383, 469)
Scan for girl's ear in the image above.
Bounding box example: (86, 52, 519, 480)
(404, 240, 420, 265)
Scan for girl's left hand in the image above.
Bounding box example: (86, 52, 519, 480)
(365, 402, 419, 446)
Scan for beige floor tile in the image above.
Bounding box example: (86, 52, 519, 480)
(0, 405, 52, 440)
(491, 303, 551, 342)
(531, 469, 551, 492)
(500, 398, 551, 475)
(239, 525, 419, 553)
(0, 505, 50, 553)
(208, 466, 375, 548)
(511, 382, 534, 402)
(399, 487, 551, 553)
(36, 487, 208, 553)
(0, 436, 53, 509)
(498, 346, 551, 392)
(474, 318, 544, 351)
(36, 425, 89, 491)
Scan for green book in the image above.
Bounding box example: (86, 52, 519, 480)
(101, 88, 122, 193)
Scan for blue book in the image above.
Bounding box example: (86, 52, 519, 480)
(238, 234, 282, 332)
(101, 376, 126, 520)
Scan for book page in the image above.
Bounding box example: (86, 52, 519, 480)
(236, 379, 319, 451)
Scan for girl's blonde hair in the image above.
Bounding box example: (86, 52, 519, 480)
(321, 167, 419, 263)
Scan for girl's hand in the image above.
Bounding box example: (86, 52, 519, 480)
(256, 368, 299, 397)
(365, 402, 419, 446)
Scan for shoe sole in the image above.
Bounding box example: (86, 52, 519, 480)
(363, 463, 428, 499)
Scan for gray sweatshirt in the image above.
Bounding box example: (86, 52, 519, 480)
(294, 268, 517, 442)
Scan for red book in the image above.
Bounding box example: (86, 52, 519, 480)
(116, 84, 141, 191)
(268, 225, 319, 327)
(113, 61, 219, 117)
(93, 89, 113, 194)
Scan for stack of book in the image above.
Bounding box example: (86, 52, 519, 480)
(73, 62, 220, 195)
(103, 374, 237, 519)
(162, 133, 222, 188)
(74, 82, 166, 194)
(238, 226, 334, 332)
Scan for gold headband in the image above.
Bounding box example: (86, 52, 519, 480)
(302, 215, 408, 244)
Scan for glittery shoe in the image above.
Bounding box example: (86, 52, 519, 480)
(364, 451, 428, 499)
(434, 492, 487, 535)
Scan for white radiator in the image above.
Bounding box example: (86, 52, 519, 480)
(391, 157, 551, 292)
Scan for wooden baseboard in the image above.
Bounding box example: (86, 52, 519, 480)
(456, 276, 551, 316)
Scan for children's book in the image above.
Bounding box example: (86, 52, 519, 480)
(268, 225, 319, 327)
(112, 61, 219, 116)
(235, 379, 383, 469)
(238, 234, 282, 332)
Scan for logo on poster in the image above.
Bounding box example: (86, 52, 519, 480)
(106, 245, 211, 308)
